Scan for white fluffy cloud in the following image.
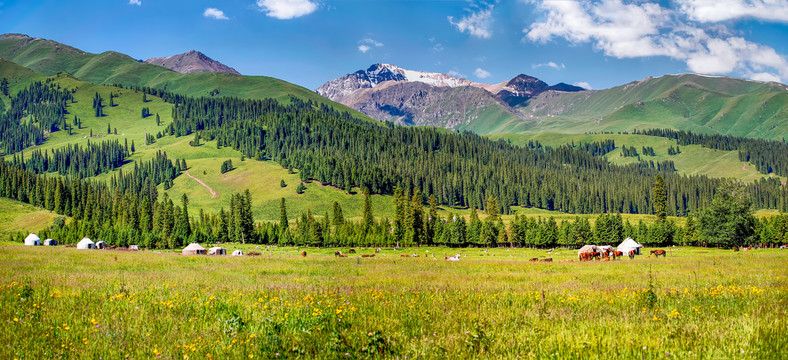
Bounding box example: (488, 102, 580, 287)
(129, 0, 141, 5)
(449, 3, 494, 39)
(204, 8, 229, 20)
(524, 0, 788, 83)
(448, 70, 468, 79)
(677, 0, 788, 23)
(474, 68, 491, 79)
(358, 38, 383, 53)
(256, 0, 317, 20)
(533, 61, 565, 70)
(573, 82, 592, 90)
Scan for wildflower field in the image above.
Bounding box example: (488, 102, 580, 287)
(2, 245, 786, 359)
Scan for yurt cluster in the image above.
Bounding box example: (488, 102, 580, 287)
(577, 237, 644, 260)
(23, 233, 243, 256)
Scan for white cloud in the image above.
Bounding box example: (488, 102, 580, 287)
(204, 8, 229, 20)
(573, 82, 592, 90)
(358, 38, 383, 53)
(524, 0, 788, 83)
(677, 0, 788, 23)
(256, 0, 317, 20)
(448, 3, 494, 39)
(474, 68, 491, 79)
(448, 70, 467, 79)
(129, 0, 141, 5)
(533, 61, 565, 70)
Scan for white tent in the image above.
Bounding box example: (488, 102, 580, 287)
(182, 243, 207, 255)
(95, 241, 108, 249)
(231, 250, 243, 256)
(617, 237, 643, 255)
(578, 245, 600, 257)
(24, 233, 41, 246)
(77, 237, 95, 249)
(208, 247, 226, 256)
(43, 239, 58, 246)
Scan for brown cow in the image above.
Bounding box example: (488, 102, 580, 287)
(650, 249, 666, 258)
(613, 251, 623, 260)
(529, 258, 539, 262)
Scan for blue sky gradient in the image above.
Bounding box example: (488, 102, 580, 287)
(1, 0, 787, 90)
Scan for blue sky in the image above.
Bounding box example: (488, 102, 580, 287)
(1, 0, 787, 90)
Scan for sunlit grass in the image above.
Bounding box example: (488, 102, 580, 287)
(2, 245, 786, 359)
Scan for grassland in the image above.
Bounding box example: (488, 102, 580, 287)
(490, 132, 785, 183)
(0, 197, 59, 235)
(1, 244, 786, 359)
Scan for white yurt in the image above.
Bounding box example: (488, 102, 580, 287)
(208, 247, 227, 256)
(182, 243, 207, 255)
(231, 250, 243, 256)
(578, 244, 600, 257)
(617, 237, 643, 255)
(95, 241, 108, 249)
(129, 245, 140, 251)
(24, 233, 42, 246)
(43, 239, 58, 246)
(77, 237, 96, 249)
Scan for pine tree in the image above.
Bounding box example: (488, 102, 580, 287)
(486, 195, 499, 220)
(280, 179, 287, 188)
(279, 197, 288, 230)
(0, 77, 8, 96)
(652, 175, 667, 220)
(362, 188, 373, 235)
(332, 201, 344, 227)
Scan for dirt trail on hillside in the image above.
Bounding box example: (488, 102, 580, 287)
(184, 170, 218, 199)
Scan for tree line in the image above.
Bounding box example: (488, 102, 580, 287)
(0, 80, 72, 154)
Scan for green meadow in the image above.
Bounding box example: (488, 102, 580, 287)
(1, 244, 786, 359)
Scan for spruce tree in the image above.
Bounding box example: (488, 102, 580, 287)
(332, 201, 344, 227)
(279, 197, 288, 230)
(652, 175, 667, 220)
(362, 188, 373, 234)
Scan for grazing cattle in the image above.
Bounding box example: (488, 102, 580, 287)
(628, 250, 636, 259)
(529, 258, 539, 262)
(361, 254, 375, 258)
(650, 249, 666, 258)
(579, 253, 594, 262)
(540, 258, 553, 262)
(349, 249, 356, 253)
(613, 251, 623, 259)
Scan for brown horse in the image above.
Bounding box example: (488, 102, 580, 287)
(540, 258, 553, 262)
(628, 250, 636, 259)
(401, 254, 411, 258)
(650, 249, 666, 258)
(529, 258, 539, 262)
(613, 251, 623, 259)
(361, 254, 375, 258)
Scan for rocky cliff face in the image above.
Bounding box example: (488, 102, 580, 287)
(316, 64, 584, 131)
(145, 50, 240, 75)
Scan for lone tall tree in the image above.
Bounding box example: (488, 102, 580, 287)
(279, 197, 288, 230)
(652, 175, 667, 220)
(362, 188, 373, 234)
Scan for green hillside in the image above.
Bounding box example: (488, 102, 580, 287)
(0, 197, 60, 235)
(508, 74, 788, 139)
(0, 34, 370, 119)
(489, 132, 786, 183)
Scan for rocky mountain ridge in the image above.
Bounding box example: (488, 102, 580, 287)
(145, 50, 240, 75)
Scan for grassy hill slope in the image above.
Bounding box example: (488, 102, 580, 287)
(0, 34, 370, 118)
(490, 132, 786, 183)
(508, 74, 788, 139)
(0, 197, 60, 235)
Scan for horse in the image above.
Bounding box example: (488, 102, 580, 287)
(529, 258, 539, 262)
(361, 254, 375, 258)
(628, 250, 636, 259)
(613, 251, 623, 260)
(650, 249, 666, 258)
(334, 251, 342, 257)
(540, 258, 553, 262)
(401, 254, 411, 257)
(349, 248, 356, 253)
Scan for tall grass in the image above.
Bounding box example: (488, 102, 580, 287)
(2, 245, 786, 359)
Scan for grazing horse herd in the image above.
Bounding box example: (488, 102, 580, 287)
(315, 247, 669, 263)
